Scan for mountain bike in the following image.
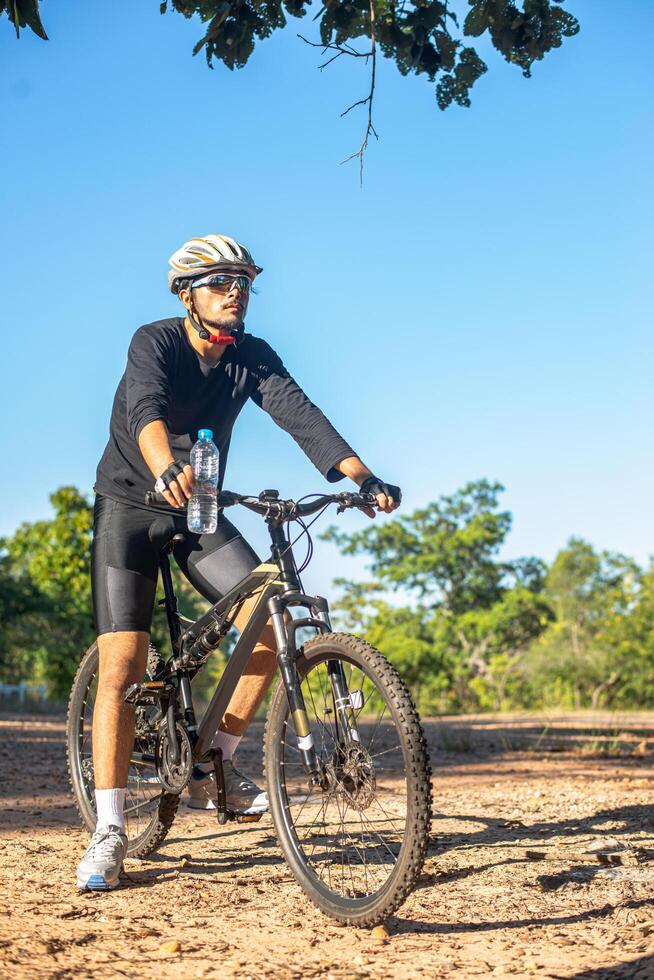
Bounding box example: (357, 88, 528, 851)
(67, 488, 432, 925)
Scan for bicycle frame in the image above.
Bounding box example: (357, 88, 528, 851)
(155, 517, 360, 786)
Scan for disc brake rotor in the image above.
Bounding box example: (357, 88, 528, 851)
(332, 744, 376, 812)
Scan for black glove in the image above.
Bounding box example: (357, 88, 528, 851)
(154, 460, 187, 494)
(359, 476, 402, 504)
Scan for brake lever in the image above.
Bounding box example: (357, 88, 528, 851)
(336, 492, 376, 514)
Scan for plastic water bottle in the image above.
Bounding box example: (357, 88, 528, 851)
(188, 429, 219, 534)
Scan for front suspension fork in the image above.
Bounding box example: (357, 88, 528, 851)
(269, 598, 361, 782)
(327, 659, 361, 745)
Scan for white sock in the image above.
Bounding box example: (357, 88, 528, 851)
(95, 788, 126, 832)
(211, 729, 242, 761)
(197, 730, 243, 773)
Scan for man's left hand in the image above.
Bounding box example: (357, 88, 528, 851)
(359, 476, 402, 518)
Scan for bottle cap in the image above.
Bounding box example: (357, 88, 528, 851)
(198, 428, 213, 441)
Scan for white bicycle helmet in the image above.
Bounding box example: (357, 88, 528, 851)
(168, 234, 262, 294)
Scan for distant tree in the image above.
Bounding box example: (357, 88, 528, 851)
(0, 554, 49, 686)
(3, 0, 579, 173)
(4, 480, 650, 715)
(523, 538, 641, 710)
(325, 479, 552, 711)
(0, 486, 209, 699)
(603, 565, 654, 709)
(1, 487, 95, 698)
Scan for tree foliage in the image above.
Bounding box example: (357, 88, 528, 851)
(0, 0, 47, 39)
(0, 487, 208, 699)
(160, 0, 578, 111)
(326, 483, 654, 714)
(326, 479, 545, 612)
(3, 480, 654, 716)
(3, 1, 578, 112)
(325, 479, 552, 710)
(522, 539, 643, 710)
(0, 487, 95, 699)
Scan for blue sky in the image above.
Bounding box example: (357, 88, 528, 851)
(1, 0, 652, 598)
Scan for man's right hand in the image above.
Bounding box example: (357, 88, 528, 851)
(154, 460, 195, 509)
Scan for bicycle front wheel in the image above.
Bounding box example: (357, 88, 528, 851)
(264, 632, 432, 925)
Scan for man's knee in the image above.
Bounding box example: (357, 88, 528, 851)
(97, 631, 149, 695)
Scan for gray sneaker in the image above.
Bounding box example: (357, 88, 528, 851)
(76, 825, 127, 891)
(187, 760, 268, 815)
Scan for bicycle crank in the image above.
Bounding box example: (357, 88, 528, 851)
(154, 719, 192, 793)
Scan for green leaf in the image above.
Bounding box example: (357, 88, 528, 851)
(463, 2, 488, 38)
(6, 0, 48, 39)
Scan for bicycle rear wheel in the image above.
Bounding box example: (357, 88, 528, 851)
(66, 641, 179, 858)
(264, 632, 432, 925)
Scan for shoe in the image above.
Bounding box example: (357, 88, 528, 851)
(187, 760, 268, 815)
(76, 825, 127, 891)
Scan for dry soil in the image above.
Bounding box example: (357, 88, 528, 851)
(2, 713, 654, 979)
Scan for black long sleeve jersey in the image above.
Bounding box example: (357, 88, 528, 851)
(95, 318, 356, 513)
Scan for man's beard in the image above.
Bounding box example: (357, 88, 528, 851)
(203, 310, 244, 333)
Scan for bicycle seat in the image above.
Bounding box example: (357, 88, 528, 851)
(148, 517, 186, 553)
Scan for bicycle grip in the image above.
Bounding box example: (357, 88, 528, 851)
(144, 489, 238, 508)
(144, 490, 168, 507)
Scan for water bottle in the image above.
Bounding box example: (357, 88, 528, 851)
(187, 429, 219, 534)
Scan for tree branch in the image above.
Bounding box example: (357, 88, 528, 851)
(590, 671, 620, 711)
(297, 35, 370, 68)
(339, 0, 378, 184)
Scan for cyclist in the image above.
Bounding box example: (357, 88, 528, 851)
(76, 233, 401, 890)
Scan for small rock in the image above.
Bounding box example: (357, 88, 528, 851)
(159, 939, 182, 955)
(585, 838, 628, 854)
(371, 924, 389, 943)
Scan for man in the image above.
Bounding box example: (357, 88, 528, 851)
(76, 233, 401, 890)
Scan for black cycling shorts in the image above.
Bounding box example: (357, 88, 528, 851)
(91, 494, 261, 635)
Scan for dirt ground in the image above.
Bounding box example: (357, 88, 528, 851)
(2, 713, 654, 979)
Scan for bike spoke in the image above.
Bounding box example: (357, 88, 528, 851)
(305, 670, 336, 755)
(281, 653, 412, 901)
(124, 794, 162, 817)
(75, 665, 162, 849)
(368, 743, 403, 761)
(364, 701, 389, 758)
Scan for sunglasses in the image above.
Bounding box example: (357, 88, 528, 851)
(191, 273, 252, 294)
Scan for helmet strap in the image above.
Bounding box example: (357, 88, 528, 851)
(186, 295, 237, 347)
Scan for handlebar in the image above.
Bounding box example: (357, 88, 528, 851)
(143, 488, 376, 522)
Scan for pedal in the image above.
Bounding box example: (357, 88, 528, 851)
(124, 681, 166, 705)
(123, 683, 142, 704)
(237, 813, 263, 824)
